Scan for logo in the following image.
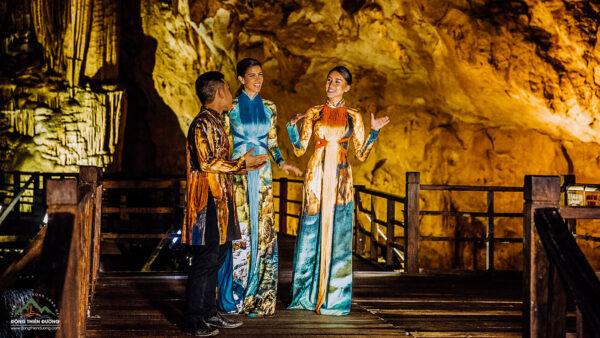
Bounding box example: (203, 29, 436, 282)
(10, 293, 60, 331)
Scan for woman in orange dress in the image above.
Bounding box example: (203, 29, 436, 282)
(286, 66, 390, 315)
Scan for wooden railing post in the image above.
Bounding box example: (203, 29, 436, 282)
(13, 172, 20, 220)
(576, 306, 593, 337)
(42, 179, 79, 338)
(562, 175, 577, 233)
(370, 195, 377, 263)
(523, 175, 564, 338)
(405, 172, 420, 274)
(79, 166, 103, 297)
(386, 199, 395, 269)
(279, 177, 288, 235)
(354, 186, 366, 256)
(486, 190, 494, 270)
(32, 174, 43, 219)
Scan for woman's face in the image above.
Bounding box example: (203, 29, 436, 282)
(326, 71, 350, 102)
(239, 65, 263, 97)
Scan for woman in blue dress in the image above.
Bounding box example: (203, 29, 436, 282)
(218, 58, 302, 316)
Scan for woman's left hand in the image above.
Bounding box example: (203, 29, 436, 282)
(371, 113, 390, 131)
(281, 162, 303, 176)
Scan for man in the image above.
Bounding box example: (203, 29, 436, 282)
(182, 71, 267, 336)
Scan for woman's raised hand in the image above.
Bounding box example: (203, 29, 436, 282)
(290, 112, 307, 125)
(371, 113, 390, 131)
(281, 162, 303, 176)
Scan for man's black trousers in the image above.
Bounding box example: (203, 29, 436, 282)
(183, 194, 231, 331)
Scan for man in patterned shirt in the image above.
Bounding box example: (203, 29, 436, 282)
(182, 71, 267, 336)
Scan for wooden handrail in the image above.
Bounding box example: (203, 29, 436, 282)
(0, 175, 35, 227)
(355, 186, 405, 202)
(560, 205, 600, 220)
(534, 208, 600, 336)
(0, 225, 47, 293)
(405, 172, 420, 273)
(421, 184, 523, 192)
(102, 179, 182, 189)
(34, 166, 103, 337)
(523, 175, 600, 338)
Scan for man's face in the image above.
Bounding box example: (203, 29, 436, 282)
(217, 80, 233, 111)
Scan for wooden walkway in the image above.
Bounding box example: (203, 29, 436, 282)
(86, 236, 526, 337)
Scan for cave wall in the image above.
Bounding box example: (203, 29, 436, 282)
(138, 0, 600, 269)
(1, 0, 599, 269)
(0, 0, 126, 172)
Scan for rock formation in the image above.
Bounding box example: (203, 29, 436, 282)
(1, 0, 598, 269)
(0, 0, 125, 171)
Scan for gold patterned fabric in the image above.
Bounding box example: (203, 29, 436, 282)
(183, 106, 245, 246)
(287, 102, 380, 315)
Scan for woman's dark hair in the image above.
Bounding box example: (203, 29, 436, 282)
(236, 58, 262, 96)
(236, 57, 262, 78)
(328, 66, 352, 85)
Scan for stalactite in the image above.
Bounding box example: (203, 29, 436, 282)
(84, 0, 119, 81)
(1, 109, 35, 136)
(105, 90, 123, 154)
(30, 0, 69, 73)
(0, 86, 125, 168)
(65, 0, 93, 88)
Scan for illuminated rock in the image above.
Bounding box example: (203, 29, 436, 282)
(1, 0, 599, 269)
(0, 0, 125, 171)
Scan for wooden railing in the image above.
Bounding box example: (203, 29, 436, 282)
(0, 171, 78, 224)
(353, 184, 406, 270)
(273, 177, 303, 235)
(99, 176, 184, 271)
(418, 176, 524, 272)
(0, 175, 35, 227)
(523, 175, 600, 338)
(275, 172, 526, 273)
(44, 167, 103, 337)
(101, 177, 183, 240)
(4, 171, 597, 277)
(0, 167, 102, 337)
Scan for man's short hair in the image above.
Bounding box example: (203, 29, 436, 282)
(195, 71, 225, 105)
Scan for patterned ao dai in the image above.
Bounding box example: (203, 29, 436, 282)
(286, 100, 379, 315)
(217, 91, 284, 316)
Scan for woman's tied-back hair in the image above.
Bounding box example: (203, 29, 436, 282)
(236, 57, 262, 79)
(327, 66, 352, 85)
(195, 71, 225, 105)
(236, 58, 262, 96)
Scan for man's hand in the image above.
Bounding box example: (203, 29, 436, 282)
(243, 147, 268, 171)
(281, 162, 303, 176)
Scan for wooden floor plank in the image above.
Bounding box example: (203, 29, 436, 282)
(86, 235, 527, 336)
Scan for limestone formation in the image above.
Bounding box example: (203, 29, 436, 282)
(0, 0, 125, 171)
(1, 0, 598, 269)
(139, 0, 600, 269)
